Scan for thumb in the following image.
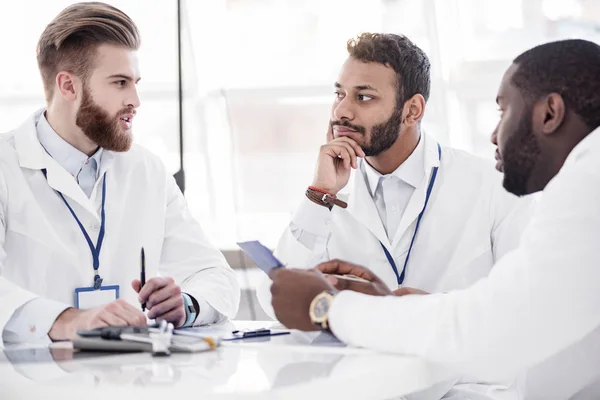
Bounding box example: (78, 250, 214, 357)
(332, 277, 369, 292)
(393, 287, 429, 296)
(131, 279, 141, 293)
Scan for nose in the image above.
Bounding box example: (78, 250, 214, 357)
(490, 125, 498, 146)
(332, 96, 355, 121)
(126, 87, 141, 109)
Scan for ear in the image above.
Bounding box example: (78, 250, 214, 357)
(539, 93, 565, 135)
(55, 71, 80, 102)
(402, 94, 426, 127)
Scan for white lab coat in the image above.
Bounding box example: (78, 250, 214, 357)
(0, 111, 240, 342)
(327, 127, 600, 397)
(258, 133, 532, 318)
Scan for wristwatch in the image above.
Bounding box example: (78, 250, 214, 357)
(309, 290, 337, 331)
(181, 293, 198, 327)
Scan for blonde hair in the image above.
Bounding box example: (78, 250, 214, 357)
(37, 2, 141, 102)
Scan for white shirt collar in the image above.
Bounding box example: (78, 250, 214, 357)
(564, 125, 600, 168)
(36, 111, 103, 178)
(361, 135, 425, 196)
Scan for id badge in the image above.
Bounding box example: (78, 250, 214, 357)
(74, 285, 120, 309)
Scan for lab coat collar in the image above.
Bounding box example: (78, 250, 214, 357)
(13, 109, 47, 171)
(392, 132, 442, 248)
(564, 126, 600, 167)
(13, 109, 114, 220)
(37, 111, 103, 180)
(346, 132, 442, 250)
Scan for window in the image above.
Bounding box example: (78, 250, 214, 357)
(3, 0, 599, 249)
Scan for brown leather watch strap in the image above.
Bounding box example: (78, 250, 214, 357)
(305, 187, 348, 209)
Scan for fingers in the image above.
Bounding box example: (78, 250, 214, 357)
(325, 122, 365, 158)
(147, 294, 184, 321)
(325, 144, 354, 169)
(100, 299, 146, 326)
(155, 307, 186, 328)
(84, 318, 108, 332)
(336, 137, 365, 158)
(322, 138, 365, 169)
(98, 312, 128, 326)
(146, 282, 181, 310)
(138, 277, 172, 303)
(392, 287, 429, 296)
(324, 275, 338, 286)
(269, 266, 283, 280)
(117, 300, 148, 325)
(131, 279, 141, 293)
(317, 259, 380, 282)
(331, 278, 376, 293)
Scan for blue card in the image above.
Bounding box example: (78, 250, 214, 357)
(236, 241, 284, 274)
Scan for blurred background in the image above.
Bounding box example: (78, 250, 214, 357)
(1, 0, 599, 318)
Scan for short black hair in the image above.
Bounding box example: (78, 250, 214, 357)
(347, 33, 431, 108)
(512, 39, 600, 130)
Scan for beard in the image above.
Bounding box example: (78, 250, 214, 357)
(330, 107, 404, 157)
(75, 86, 134, 152)
(501, 109, 541, 196)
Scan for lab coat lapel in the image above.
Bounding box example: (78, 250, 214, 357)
(346, 163, 391, 248)
(391, 134, 442, 248)
(13, 111, 100, 220)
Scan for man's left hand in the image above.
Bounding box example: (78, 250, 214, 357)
(132, 277, 186, 328)
(270, 268, 335, 331)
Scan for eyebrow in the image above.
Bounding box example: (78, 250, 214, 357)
(107, 74, 141, 83)
(334, 82, 379, 92)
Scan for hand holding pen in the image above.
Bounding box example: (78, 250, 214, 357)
(131, 247, 188, 327)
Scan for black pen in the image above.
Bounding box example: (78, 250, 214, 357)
(140, 247, 146, 311)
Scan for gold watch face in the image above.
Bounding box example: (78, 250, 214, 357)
(310, 292, 333, 325)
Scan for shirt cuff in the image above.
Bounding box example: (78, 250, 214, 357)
(2, 298, 70, 344)
(291, 196, 333, 238)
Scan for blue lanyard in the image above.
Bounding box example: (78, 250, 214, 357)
(380, 143, 442, 285)
(42, 169, 107, 290)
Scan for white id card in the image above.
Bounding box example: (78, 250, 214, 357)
(74, 285, 120, 309)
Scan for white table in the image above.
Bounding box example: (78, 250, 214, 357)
(0, 321, 459, 400)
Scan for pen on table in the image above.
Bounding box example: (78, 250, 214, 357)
(140, 247, 146, 311)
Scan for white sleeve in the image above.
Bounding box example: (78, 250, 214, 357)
(2, 298, 69, 344)
(160, 175, 240, 324)
(193, 296, 218, 326)
(256, 197, 333, 319)
(287, 197, 332, 258)
(329, 159, 600, 382)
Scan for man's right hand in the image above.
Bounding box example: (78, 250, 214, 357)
(311, 125, 365, 195)
(316, 259, 392, 296)
(48, 298, 146, 341)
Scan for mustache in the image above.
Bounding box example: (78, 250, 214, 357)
(330, 120, 366, 134)
(117, 107, 136, 117)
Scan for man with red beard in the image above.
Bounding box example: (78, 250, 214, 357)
(0, 2, 239, 344)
